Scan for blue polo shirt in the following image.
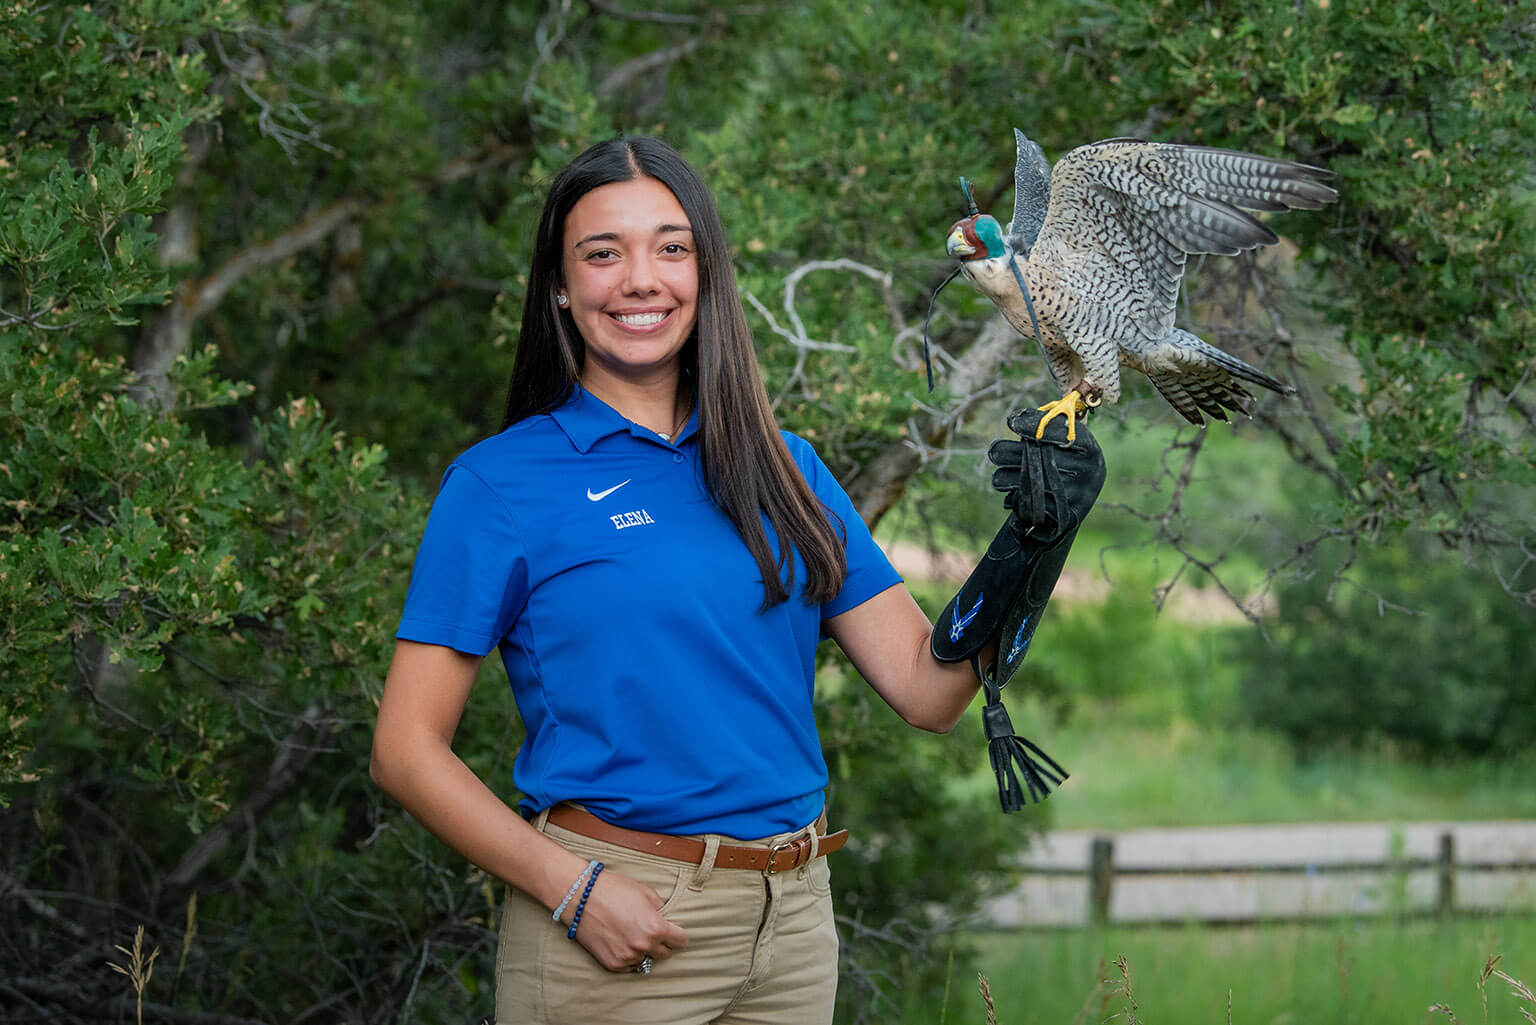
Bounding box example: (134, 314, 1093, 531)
(395, 386, 901, 838)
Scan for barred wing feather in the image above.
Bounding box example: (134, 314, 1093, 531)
(1030, 140, 1336, 341)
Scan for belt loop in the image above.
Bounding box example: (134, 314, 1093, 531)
(798, 819, 821, 880)
(689, 835, 720, 892)
(532, 806, 552, 833)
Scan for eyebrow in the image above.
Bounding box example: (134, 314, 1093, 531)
(573, 224, 694, 249)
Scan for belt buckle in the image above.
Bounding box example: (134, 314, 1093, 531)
(761, 835, 798, 879)
(764, 837, 808, 875)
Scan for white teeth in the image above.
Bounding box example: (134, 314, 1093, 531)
(613, 311, 667, 326)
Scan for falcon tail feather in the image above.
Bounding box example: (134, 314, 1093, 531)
(1148, 329, 1291, 426)
(1148, 371, 1252, 425)
(1176, 330, 1290, 393)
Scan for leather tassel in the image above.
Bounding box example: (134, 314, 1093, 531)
(980, 694, 1068, 813)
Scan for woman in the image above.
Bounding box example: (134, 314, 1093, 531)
(370, 136, 1095, 1024)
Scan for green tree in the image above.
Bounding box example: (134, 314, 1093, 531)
(1241, 538, 1536, 757)
(1095, 0, 1535, 584)
(3, 1, 1533, 1021)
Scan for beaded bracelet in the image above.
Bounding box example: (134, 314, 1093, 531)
(552, 859, 600, 924)
(566, 861, 604, 940)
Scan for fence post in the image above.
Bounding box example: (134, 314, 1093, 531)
(1089, 835, 1115, 927)
(1436, 831, 1455, 917)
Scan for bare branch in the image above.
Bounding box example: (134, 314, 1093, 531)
(742, 289, 858, 354)
(522, 0, 574, 105)
(1252, 405, 1350, 491)
(1502, 369, 1536, 429)
(0, 305, 82, 331)
(745, 259, 895, 414)
(130, 197, 358, 409)
(784, 259, 892, 346)
(212, 32, 338, 160)
(1248, 265, 1345, 462)
(158, 705, 326, 904)
(1492, 535, 1536, 607)
(834, 909, 954, 1025)
(586, 0, 701, 24)
(844, 315, 1018, 528)
(597, 36, 702, 97)
(201, 200, 362, 323)
(130, 137, 526, 411)
(343, 276, 513, 360)
(0, 870, 90, 938)
(433, 142, 528, 186)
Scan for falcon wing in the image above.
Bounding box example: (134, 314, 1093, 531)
(1005, 129, 1053, 259)
(1029, 139, 1336, 339)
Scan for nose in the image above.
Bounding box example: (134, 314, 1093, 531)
(623, 252, 661, 296)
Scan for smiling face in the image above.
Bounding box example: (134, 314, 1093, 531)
(559, 176, 700, 395)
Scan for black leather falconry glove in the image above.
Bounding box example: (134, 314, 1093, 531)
(931, 408, 1107, 812)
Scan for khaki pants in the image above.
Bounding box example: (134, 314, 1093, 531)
(495, 811, 839, 1025)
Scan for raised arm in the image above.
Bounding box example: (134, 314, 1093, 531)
(830, 408, 1106, 811)
(824, 584, 989, 734)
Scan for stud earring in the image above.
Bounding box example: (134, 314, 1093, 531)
(556, 294, 569, 307)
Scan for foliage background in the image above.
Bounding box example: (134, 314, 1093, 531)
(1, 1, 1532, 1022)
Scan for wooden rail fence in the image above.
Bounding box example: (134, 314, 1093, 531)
(997, 829, 1536, 927)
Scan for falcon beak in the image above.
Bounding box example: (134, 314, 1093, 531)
(945, 224, 975, 258)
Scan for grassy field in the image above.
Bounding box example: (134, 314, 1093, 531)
(1008, 711, 1536, 829)
(893, 526, 1536, 829)
(867, 417, 1536, 1025)
(906, 916, 1536, 1025)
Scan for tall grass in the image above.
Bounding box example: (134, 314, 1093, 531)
(106, 925, 159, 1025)
(1019, 707, 1536, 829)
(906, 917, 1536, 1025)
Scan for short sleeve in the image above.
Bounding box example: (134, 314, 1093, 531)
(787, 436, 903, 621)
(396, 464, 530, 656)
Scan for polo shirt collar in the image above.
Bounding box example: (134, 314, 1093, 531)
(549, 384, 699, 453)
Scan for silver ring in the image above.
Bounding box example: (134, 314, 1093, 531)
(632, 956, 653, 975)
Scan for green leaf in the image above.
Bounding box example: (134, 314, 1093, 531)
(1331, 103, 1376, 125)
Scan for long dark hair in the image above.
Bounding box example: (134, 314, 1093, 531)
(502, 137, 846, 609)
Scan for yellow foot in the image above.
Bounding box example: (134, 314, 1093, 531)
(1035, 390, 1091, 442)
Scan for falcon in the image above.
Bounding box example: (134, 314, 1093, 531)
(944, 130, 1337, 439)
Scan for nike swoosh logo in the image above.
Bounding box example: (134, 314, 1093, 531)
(586, 479, 631, 502)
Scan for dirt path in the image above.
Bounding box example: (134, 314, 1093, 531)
(980, 821, 1536, 926)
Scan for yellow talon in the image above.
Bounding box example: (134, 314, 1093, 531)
(1035, 390, 1091, 442)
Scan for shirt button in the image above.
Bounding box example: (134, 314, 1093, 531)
(673, 453, 684, 464)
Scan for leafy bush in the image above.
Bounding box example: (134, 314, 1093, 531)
(1239, 539, 1536, 758)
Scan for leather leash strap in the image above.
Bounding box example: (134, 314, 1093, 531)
(545, 804, 849, 874)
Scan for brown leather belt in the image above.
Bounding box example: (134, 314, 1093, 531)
(545, 804, 849, 874)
